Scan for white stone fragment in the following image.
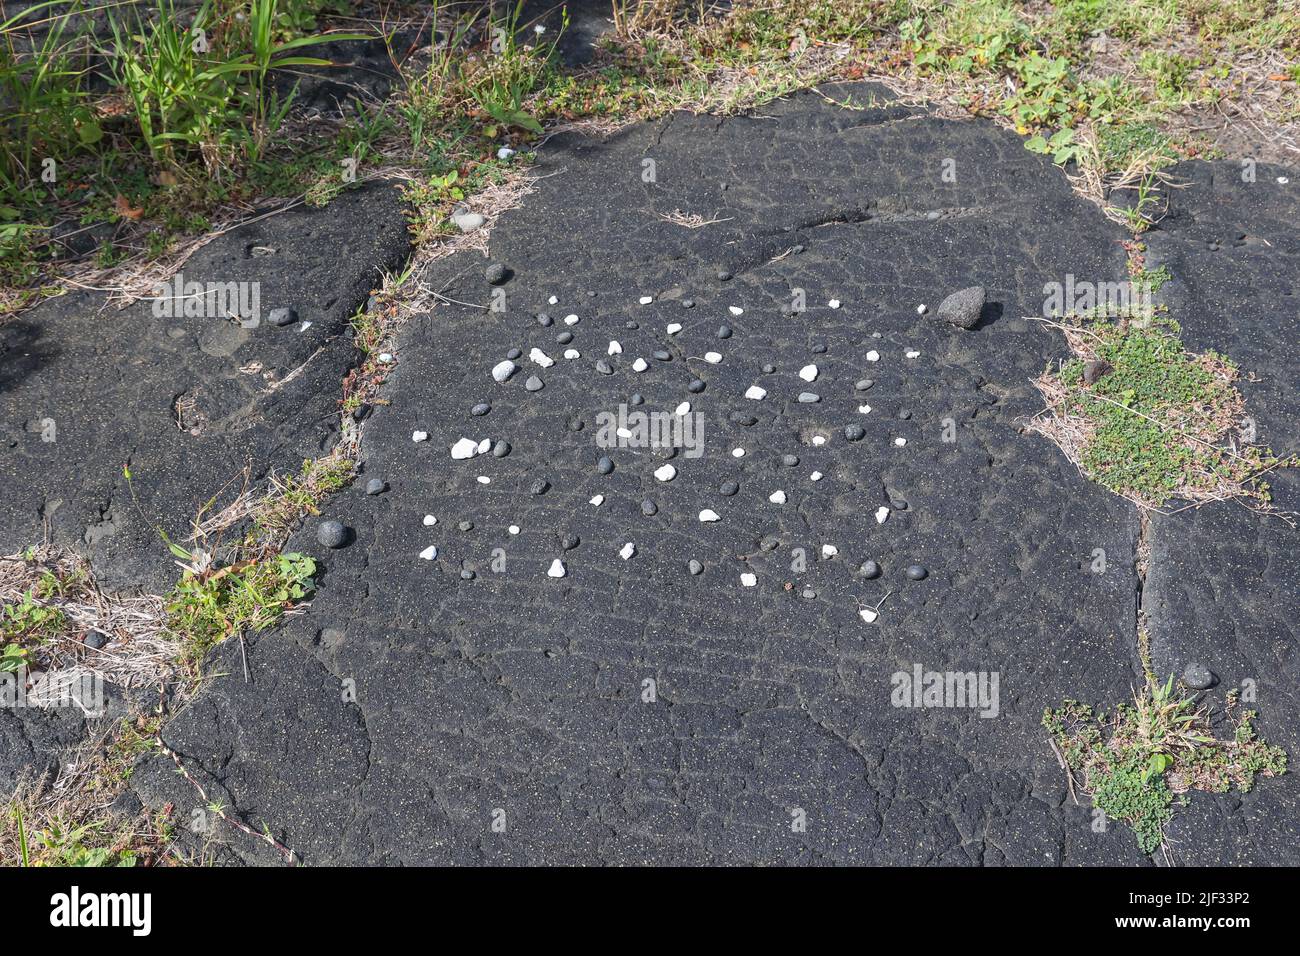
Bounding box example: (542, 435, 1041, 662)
(422, 515, 437, 526)
(769, 490, 786, 504)
(729, 306, 743, 316)
(419, 545, 438, 561)
(547, 559, 566, 578)
(477, 438, 491, 453)
(492, 360, 517, 382)
(822, 544, 838, 558)
(564, 314, 579, 325)
(655, 464, 677, 482)
(811, 436, 826, 446)
(378, 352, 394, 363)
(917, 304, 927, 315)
(413, 431, 429, 443)
(859, 607, 879, 624)
(509, 525, 519, 535)
(699, 509, 720, 522)
(740, 573, 757, 587)
(639, 296, 653, 305)
(548, 295, 558, 305)
(705, 352, 722, 364)
(564, 349, 580, 359)
(620, 542, 636, 560)
(866, 350, 880, 362)
(894, 437, 907, 447)
(810, 471, 823, 481)
(732, 448, 745, 458)
(632, 357, 648, 372)
(666, 322, 682, 335)
(905, 349, 920, 359)
(529, 347, 554, 367)
(590, 494, 604, 506)
(608, 340, 622, 355)
(799, 364, 818, 382)
(617, 427, 633, 439)
(675, 402, 691, 416)
(858, 404, 872, 414)
(745, 385, 767, 400)
(875, 506, 890, 524)
(828, 299, 841, 309)
(497, 147, 515, 160)
(477, 476, 490, 484)
(450, 437, 479, 459)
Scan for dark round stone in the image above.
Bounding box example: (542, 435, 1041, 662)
(471, 402, 490, 416)
(856, 379, 874, 391)
(688, 379, 706, 393)
(484, 262, 507, 284)
(460, 569, 475, 580)
(569, 419, 584, 431)
(730, 413, 758, 427)
(688, 559, 704, 575)
(269, 306, 297, 327)
(557, 331, 574, 344)
(536, 312, 552, 326)
(365, 478, 386, 496)
(84, 631, 109, 650)
(681, 299, 694, 309)
(1183, 662, 1215, 690)
(898, 409, 912, 420)
(595, 360, 613, 375)
(492, 440, 511, 458)
(629, 393, 644, 405)
(719, 480, 739, 496)
(653, 349, 671, 361)
(811, 344, 827, 353)
(905, 564, 928, 581)
(844, 424, 866, 442)
(717, 269, 732, 281)
(626, 320, 638, 330)
(351, 403, 371, 422)
(762, 364, 776, 374)
(525, 375, 544, 392)
(529, 479, 550, 496)
(561, 534, 580, 550)
(597, 456, 614, 474)
(317, 520, 347, 548)
(506, 347, 521, 360)
(640, 499, 658, 516)
(859, 560, 881, 579)
(717, 325, 732, 339)
(458, 520, 474, 532)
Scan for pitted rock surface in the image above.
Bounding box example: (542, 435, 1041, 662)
(117, 85, 1295, 864)
(0, 182, 410, 593)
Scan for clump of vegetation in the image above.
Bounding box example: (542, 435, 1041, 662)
(1, 587, 69, 672)
(1045, 679, 1287, 854)
(166, 550, 316, 666)
(1031, 304, 1286, 509)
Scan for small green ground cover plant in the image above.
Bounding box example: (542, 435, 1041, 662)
(1030, 303, 1285, 510)
(1045, 678, 1287, 853)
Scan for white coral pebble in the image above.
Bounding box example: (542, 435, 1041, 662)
(450, 437, 479, 459)
(740, 573, 757, 587)
(529, 347, 554, 367)
(769, 490, 786, 504)
(422, 515, 436, 526)
(745, 385, 766, 400)
(620, 542, 636, 560)
(413, 431, 429, 443)
(654, 464, 677, 482)
(547, 559, 566, 578)
(419, 546, 437, 561)
(705, 352, 722, 364)
(666, 323, 682, 335)
(699, 509, 720, 522)
(822, 544, 838, 558)
(859, 607, 879, 624)
(799, 364, 818, 382)
(608, 340, 622, 355)
(866, 350, 880, 362)
(875, 506, 890, 524)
